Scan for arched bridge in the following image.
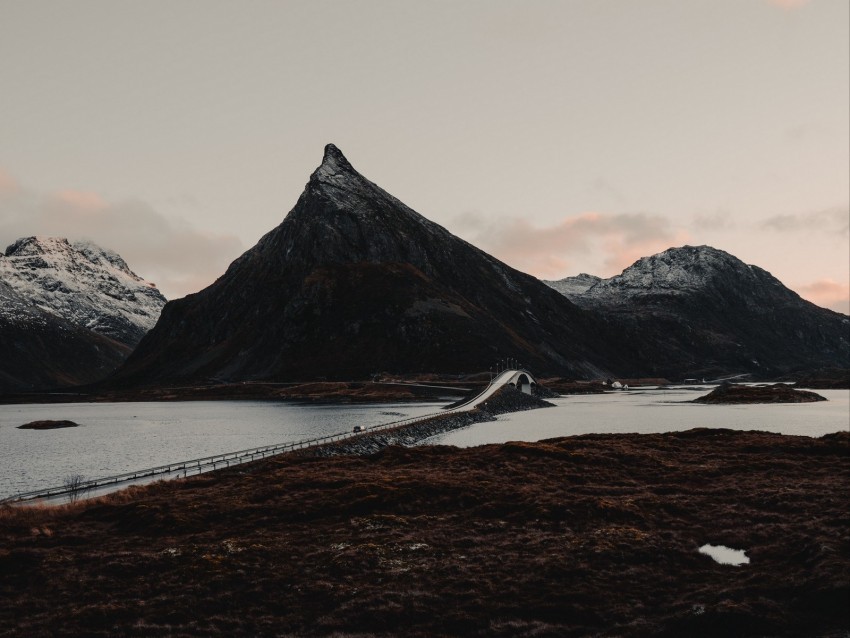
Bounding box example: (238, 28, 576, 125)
(0, 368, 540, 506)
(448, 368, 538, 412)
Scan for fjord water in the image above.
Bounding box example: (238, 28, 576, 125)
(427, 386, 849, 446)
(2, 387, 847, 499)
(0, 400, 445, 498)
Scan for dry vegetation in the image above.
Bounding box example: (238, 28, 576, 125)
(693, 383, 827, 404)
(1, 429, 848, 637)
(0, 379, 473, 405)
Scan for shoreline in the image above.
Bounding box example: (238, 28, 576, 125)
(0, 380, 476, 405)
(2, 371, 847, 405)
(1, 428, 846, 636)
(0, 387, 553, 505)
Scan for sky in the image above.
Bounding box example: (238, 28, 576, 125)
(0, 0, 847, 313)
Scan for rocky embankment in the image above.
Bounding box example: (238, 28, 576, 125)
(306, 386, 554, 457)
(693, 383, 827, 404)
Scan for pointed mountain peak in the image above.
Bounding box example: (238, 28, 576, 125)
(322, 143, 352, 168)
(311, 143, 357, 183)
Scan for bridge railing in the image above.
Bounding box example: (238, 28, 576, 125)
(447, 368, 533, 411)
(0, 406, 455, 505)
(1, 371, 534, 506)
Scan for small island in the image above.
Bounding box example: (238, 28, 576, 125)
(693, 383, 827, 404)
(17, 419, 80, 430)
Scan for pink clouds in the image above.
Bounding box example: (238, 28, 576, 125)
(796, 279, 850, 314)
(0, 175, 244, 300)
(450, 211, 690, 280)
(0, 169, 21, 196)
(53, 190, 108, 211)
(766, 0, 812, 9)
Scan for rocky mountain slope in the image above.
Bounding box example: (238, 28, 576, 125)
(110, 145, 638, 387)
(542, 273, 601, 298)
(1, 237, 165, 346)
(0, 238, 165, 393)
(544, 246, 850, 378)
(0, 280, 130, 392)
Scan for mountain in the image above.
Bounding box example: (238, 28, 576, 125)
(542, 273, 601, 299)
(0, 280, 131, 392)
(0, 237, 166, 346)
(110, 144, 638, 387)
(544, 245, 850, 378)
(0, 237, 165, 393)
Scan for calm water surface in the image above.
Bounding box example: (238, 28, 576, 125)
(2, 387, 847, 498)
(0, 400, 444, 498)
(427, 386, 849, 446)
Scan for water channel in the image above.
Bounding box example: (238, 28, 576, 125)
(2, 386, 847, 499)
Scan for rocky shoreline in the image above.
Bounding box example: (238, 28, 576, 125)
(304, 386, 554, 457)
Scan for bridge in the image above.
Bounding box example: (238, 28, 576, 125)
(0, 368, 538, 505)
(448, 368, 537, 411)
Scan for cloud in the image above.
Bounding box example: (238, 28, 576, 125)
(54, 190, 109, 211)
(449, 211, 690, 279)
(761, 207, 849, 236)
(693, 209, 736, 231)
(0, 168, 21, 196)
(795, 279, 850, 314)
(765, 0, 813, 9)
(0, 172, 244, 300)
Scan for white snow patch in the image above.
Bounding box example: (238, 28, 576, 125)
(0, 236, 166, 344)
(699, 544, 750, 566)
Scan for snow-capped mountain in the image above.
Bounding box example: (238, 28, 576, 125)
(542, 273, 601, 300)
(580, 246, 798, 303)
(0, 237, 166, 347)
(545, 245, 849, 378)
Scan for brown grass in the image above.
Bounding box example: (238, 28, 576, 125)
(0, 430, 848, 637)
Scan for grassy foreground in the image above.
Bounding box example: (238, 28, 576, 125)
(1, 429, 847, 637)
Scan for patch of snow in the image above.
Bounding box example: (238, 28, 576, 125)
(546, 246, 770, 305)
(0, 236, 166, 345)
(699, 543, 750, 566)
(543, 273, 602, 300)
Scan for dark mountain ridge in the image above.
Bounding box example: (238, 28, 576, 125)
(0, 277, 131, 393)
(111, 145, 639, 387)
(545, 245, 849, 379)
